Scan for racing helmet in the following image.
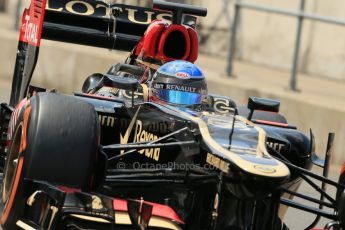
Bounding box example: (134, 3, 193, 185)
(150, 60, 207, 106)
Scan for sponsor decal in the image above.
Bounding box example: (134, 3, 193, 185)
(133, 120, 160, 161)
(119, 107, 161, 161)
(127, 8, 155, 24)
(24, 15, 39, 45)
(253, 165, 276, 174)
(20, 9, 29, 43)
(146, 121, 168, 134)
(175, 72, 191, 79)
(153, 83, 164, 89)
(124, 8, 171, 23)
(91, 195, 104, 210)
(119, 118, 168, 134)
(267, 141, 286, 153)
(46, 0, 172, 23)
(47, 0, 107, 16)
(206, 153, 229, 173)
(120, 107, 141, 154)
(153, 83, 201, 94)
(213, 98, 233, 113)
(20, 0, 47, 46)
(98, 115, 115, 128)
(65, 1, 95, 16)
(166, 84, 197, 93)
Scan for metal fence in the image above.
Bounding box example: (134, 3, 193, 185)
(226, 0, 345, 91)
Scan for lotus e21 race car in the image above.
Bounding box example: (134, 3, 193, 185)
(0, 0, 344, 229)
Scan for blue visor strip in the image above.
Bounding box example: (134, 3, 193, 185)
(155, 89, 202, 105)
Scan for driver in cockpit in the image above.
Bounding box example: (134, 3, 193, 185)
(149, 60, 208, 107)
(82, 60, 208, 107)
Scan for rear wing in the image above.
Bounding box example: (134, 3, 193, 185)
(43, 0, 172, 51)
(10, 0, 207, 106)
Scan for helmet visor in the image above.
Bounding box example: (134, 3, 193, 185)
(153, 89, 203, 105)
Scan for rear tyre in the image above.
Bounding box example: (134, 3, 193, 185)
(1, 93, 100, 229)
(334, 164, 345, 230)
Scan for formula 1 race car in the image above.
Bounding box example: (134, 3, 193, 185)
(0, 0, 344, 229)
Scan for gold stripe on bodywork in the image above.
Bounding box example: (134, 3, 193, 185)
(16, 220, 36, 230)
(70, 214, 111, 223)
(115, 212, 182, 230)
(141, 84, 149, 102)
(236, 116, 271, 158)
(168, 108, 290, 178)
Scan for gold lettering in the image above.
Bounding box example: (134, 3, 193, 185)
(107, 117, 115, 127)
(206, 153, 212, 163)
(127, 9, 155, 25)
(46, 0, 63, 12)
(206, 153, 229, 173)
(145, 148, 154, 158)
(156, 13, 172, 22)
(66, 1, 95, 16)
(211, 155, 220, 166)
(133, 120, 160, 161)
(153, 148, 160, 161)
(99, 115, 115, 127)
(134, 120, 143, 142)
(140, 131, 146, 141)
(96, 4, 109, 18)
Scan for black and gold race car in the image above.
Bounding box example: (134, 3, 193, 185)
(0, 0, 344, 229)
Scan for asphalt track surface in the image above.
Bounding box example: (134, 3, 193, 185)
(0, 82, 340, 229)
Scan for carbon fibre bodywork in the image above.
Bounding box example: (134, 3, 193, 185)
(71, 91, 313, 229)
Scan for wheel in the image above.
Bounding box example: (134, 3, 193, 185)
(1, 93, 100, 229)
(333, 164, 345, 230)
(337, 164, 345, 199)
(0, 103, 12, 171)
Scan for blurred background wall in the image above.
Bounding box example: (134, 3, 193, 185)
(198, 0, 345, 81)
(0, 0, 6, 12)
(3, 0, 345, 81)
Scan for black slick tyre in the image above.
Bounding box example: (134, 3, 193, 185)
(1, 93, 100, 229)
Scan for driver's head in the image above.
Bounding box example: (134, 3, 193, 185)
(150, 60, 207, 106)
